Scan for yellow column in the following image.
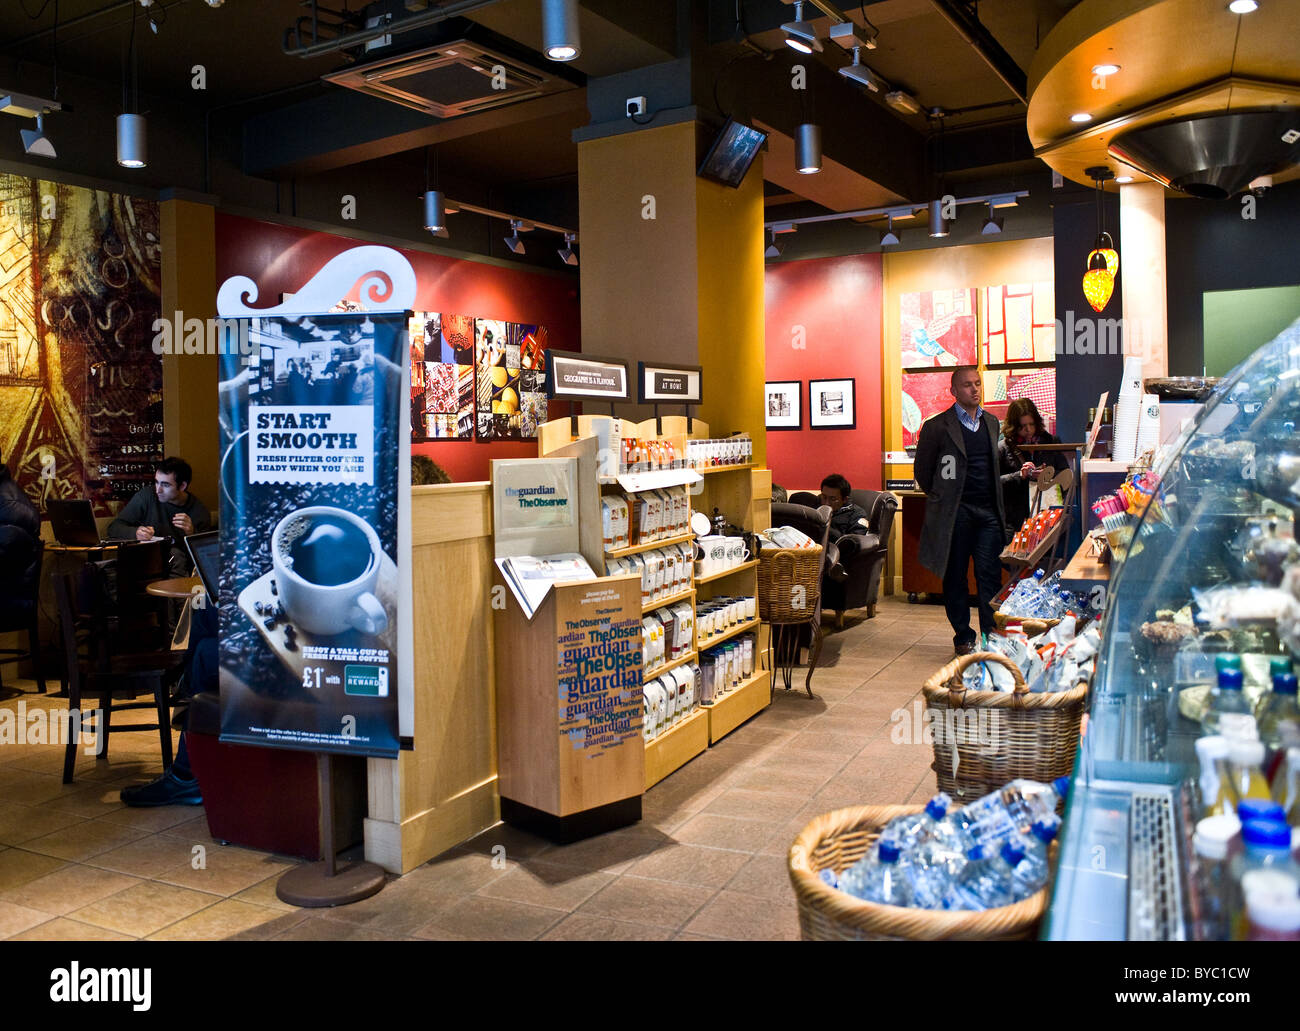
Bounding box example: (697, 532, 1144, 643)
(159, 199, 219, 512)
(1119, 182, 1168, 380)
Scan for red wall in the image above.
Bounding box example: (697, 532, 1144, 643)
(764, 253, 883, 493)
(214, 214, 580, 482)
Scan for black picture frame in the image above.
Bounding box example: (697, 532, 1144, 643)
(545, 352, 631, 402)
(764, 380, 802, 430)
(809, 378, 856, 430)
(637, 361, 703, 404)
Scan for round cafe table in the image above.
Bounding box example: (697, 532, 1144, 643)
(146, 576, 201, 599)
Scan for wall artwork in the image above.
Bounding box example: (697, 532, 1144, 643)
(765, 381, 801, 429)
(475, 319, 548, 441)
(900, 370, 954, 448)
(809, 378, 855, 430)
(899, 288, 977, 369)
(982, 282, 1055, 364)
(409, 312, 473, 440)
(0, 175, 163, 517)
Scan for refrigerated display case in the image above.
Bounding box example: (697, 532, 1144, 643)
(1045, 318, 1300, 940)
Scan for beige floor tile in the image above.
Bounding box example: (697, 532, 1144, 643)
(0, 899, 56, 938)
(1, 863, 141, 916)
(458, 822, 553, 861)
(534, 825, 667, 875)
(400, 849, 512, 896)
(96, 803, 200, 833)
(671, 813, 785, 853)
(230, 873, 302, 912)
(702, 788, 809, 823)
(22, 819, 150, 862)
(411, 896, 565, 941)
(577, 876, 715, 929)
(540, 913, 676, 941)
(729, 764, 836, 795)
(225, 910, 312, 940)
(147, 899, 291, 940)
(7, 916, 136, 941)
(0, 770, 69, 805)
(41, 782, 130, 819)
(623, 842, 751, 888)
(0, 802, 87, 846)
(0, 848, 68, 892)
(154, 847, 294, 897)
(724, 852, 798, 901)
(70, 880, 221, 937)
(682, 889, 801, 941)
(475, 859, 615, 910)
(272, 915, 399, 941)
(85, 831, 207, 878)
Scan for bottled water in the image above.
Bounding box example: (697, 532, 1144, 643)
(883, 793, 952, 848)
(1010, 818, 1060, 898)
(858, 839, 914, 906)
(943, 844, 1015, 910)
(957, 777, 1070, 854)
(884, 793, 971, 908)
(1003, 569, 1046, 617)
(1203, 667, 1255, 736)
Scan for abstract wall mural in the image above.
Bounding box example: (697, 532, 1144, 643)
(0, 175, 161, 516)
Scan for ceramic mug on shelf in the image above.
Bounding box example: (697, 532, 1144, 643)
(725, 538, 750, 568)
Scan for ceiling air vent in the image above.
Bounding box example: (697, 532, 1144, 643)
(323, 40, 575, 118)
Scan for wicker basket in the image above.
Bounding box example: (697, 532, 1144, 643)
(757, 545, 823, 623)
(788, 804, 1049, 940)
(922, 651, 1086, 804)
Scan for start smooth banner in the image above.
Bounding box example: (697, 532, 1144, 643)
(217, 313, 406, 758)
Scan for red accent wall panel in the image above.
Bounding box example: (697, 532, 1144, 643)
(764, 253, 883, 493)
(214, 214, 580, 482)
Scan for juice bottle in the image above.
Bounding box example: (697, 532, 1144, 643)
(1257, 672, 1300, 752)
(1272, 747, 1300, 825)
(1230, 738, 1273, 803)
(1197, 736, 1232, 816)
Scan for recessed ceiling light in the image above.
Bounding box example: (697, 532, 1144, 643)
(1228, 1, 1258, 13)
(1070, 112, 1092, 123)
(1114, 175, 1134, 183)
(1092, 63, 1121, 76)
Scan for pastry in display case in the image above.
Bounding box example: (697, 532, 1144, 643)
(1048, 318, 1300, 941)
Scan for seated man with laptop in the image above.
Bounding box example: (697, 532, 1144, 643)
(108, 457, 212, 573)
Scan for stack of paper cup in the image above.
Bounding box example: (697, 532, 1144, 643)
(1137, 393, 1162, 455)
(1110, 356, 1146, 463)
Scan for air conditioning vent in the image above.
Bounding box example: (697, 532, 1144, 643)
(323, 40, 575, 118)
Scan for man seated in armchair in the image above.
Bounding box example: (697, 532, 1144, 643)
(819, 474, 870, 575)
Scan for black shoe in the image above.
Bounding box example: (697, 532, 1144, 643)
(954, 640, 977, 656)
(120, 770, 203, 807)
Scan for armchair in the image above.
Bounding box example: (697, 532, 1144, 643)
(789, 488, 898, 625)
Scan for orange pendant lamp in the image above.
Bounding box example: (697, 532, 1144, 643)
(1082, 167, 1119, 313)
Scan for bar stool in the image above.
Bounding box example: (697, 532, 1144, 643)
(0, 535, 47, 693)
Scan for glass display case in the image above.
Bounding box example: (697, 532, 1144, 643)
(1046, 318, 1300, 940)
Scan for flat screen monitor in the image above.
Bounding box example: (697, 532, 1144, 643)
(186, 531, 220, 605)
(697, 118, 767, 189)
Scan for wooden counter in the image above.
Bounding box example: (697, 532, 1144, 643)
(363, 482, 499, 874)
(1059, 536, 1111, 595)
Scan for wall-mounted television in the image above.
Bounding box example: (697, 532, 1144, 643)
(697, 118, 767, 189)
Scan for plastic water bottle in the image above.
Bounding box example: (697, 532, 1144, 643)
(1005, 570, 1045, 617)
(1011, 818, 1060, 898)
(859, 839, 914, 906)
(943, 844, 1015, 910)
(1257, 672, 1300, 752)
(890, 794, 970, 908)
(1204, 667, 1255, 736)
(957, 776, 1070, 854)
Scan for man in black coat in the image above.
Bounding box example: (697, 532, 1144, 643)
(913, 367, 1008, 655)
(0, 450, 41, 594)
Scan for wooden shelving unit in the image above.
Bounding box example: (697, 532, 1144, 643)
(644, 587, 696, 614)
(644, 649, 699, 682)
(702, 670, 771, 743)
(696, 558, 760, 585)
(606, 532, 695, 559)
(644, 709, 709, 790)
(697, 616, 760, 650)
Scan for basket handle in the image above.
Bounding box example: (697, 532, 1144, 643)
(945, 650, 1029, 700)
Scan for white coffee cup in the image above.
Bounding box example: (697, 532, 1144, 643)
(271, 505, 387, 637)
(726, 538, 750, 567)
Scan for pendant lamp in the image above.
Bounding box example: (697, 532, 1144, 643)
(1082, 167, 1117, 312)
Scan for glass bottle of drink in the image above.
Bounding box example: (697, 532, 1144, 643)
(1243, 871, 1300, 941)
(1203, 667, 1254, 736)
(1229, 819, 1300, 939)
(1230, 739, 1273, 803)
(1272, 747, 1300, 825)
(1257, 672, 1300, 752)
(1197, 736, 1231, 816)
(1193, 814, 1240, 940)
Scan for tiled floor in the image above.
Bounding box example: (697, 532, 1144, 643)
(0, 594, 954, 940)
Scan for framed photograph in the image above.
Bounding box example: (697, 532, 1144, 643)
(809, 378, 856, 429)
(765, 380, 801, 430)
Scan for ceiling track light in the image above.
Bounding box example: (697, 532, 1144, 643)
(765, 229, 784, 258)
(837, 45, 882, 93)
(981, 202, 1003, 235)
(504, 218, 529, 255)
(782, 1, 823, 53)
(928, 198, 950, 238)
(21, 113, 55, 157)
(422, 190, 446, 233)
(879, 216, 900, 247)
(541, 0, 581, 62)
(886, 90, 922, 115)
(557, 232, 578, 266)
(794, 122, 822, 174)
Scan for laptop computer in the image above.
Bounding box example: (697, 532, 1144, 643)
(185, 531, 220, 605)
(47, 499, 118, 547)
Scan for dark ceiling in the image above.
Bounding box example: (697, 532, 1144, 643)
(0, 0, 1079, 244)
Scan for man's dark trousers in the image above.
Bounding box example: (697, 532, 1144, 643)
(943, 502, 1003, 649)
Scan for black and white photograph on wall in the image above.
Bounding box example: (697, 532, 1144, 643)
(809, 378, 856, 429)
(765, 381, 801, 430)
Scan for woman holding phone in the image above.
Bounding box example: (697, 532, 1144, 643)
(998, 398, 1068, 535)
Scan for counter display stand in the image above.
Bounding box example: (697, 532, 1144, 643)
(540, 415, 772, 789)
